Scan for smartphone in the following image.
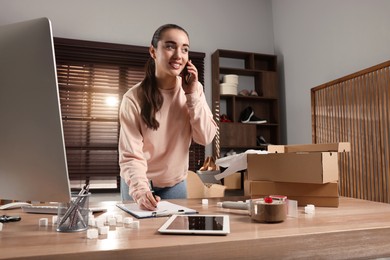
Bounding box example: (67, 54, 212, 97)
(181, 64, 191, 84)
(0, 215, 21, 223)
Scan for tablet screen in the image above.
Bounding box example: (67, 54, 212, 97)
(158, 215, 230, 235)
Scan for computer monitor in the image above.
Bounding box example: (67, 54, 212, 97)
(0, 17, 71, 203)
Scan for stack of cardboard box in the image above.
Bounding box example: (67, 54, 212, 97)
(244, 142, 350, 207)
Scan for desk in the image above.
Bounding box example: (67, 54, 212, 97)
(1, 197, 390, 259)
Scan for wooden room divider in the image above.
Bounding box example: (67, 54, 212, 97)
(311, 61, 390, 203)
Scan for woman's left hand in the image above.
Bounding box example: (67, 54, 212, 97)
(182, 60, 198, 94)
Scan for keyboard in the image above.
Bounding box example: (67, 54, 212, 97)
(21, 205, 107, 214)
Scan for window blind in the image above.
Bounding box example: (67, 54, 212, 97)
(54, 38, 205, 187)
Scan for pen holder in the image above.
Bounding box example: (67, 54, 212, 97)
(56, 193, 90, 232)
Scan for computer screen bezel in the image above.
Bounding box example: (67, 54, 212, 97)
(0, 17, 71, 203)
(158, 215, 230, 235)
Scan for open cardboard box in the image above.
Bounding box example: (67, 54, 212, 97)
(187, 171, 226, 198)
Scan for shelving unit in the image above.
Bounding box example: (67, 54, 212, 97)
(212, 49, 280, 158)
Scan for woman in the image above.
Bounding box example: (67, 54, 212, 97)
(119, 24, 217, 211)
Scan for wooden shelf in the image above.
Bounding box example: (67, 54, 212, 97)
(212, 49, 280, 158)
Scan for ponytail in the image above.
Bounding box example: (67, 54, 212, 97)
(138, 57, 163, 130)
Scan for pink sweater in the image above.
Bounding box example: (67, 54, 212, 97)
(118, 78, 217, 201)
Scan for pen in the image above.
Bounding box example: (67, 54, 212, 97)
(151, 210, 196, 218)
(150, 180, 157, 200)
(58, 185, 89, 227)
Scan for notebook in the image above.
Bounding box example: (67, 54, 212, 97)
(116, 201, 197, 219)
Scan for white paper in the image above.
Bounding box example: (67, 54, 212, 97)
(215, 150, 268, 180)
(117, 201, 197, 218)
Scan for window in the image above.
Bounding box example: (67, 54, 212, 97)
(54, 38, 206, 189)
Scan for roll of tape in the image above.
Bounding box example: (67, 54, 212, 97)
(249, 199, 287, 223)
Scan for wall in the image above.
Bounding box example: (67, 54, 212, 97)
(0, 0, 275, 154)
(272, 0, 390, 144)
(4, 0, 388, 147)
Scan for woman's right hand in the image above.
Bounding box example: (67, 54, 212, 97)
(137, 191, 160, 211)
(181, 60, 198, 94)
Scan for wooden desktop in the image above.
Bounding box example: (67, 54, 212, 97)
(1, 197, 390, 259)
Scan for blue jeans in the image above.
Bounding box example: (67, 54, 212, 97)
(120, 178, 187, 201)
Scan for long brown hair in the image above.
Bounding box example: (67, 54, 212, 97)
(138, 24, 189, 130)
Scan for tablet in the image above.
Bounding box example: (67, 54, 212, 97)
(158, 215, 230, 235)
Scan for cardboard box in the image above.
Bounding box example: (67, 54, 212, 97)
(267, 142, 351, 154)
(245, 180, 339, 197)
(250, 194, 339, 207)
(245, 179, 339, 207)
(187, 171, 226, 198)
(223, 172, 241, 190)
(247, 152, 339, 184)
